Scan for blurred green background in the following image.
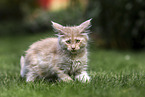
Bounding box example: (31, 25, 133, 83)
(0, 0, 145, 50)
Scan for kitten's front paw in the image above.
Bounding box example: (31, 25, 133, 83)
(75, 72, 90, 83)
(61, 76, 73, 82)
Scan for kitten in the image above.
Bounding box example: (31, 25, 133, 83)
(20, 19, 92, 82)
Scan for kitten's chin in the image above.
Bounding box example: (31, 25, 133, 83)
(70, 49, 83, 54)
(66, 48, 85, 54)
(70, 51, 77, 54)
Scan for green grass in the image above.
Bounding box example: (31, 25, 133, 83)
(0, 33, 145, 97)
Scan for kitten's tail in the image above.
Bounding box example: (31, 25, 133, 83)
(20, 56, 25, 78)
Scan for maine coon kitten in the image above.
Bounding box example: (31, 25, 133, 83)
(20, 19, 92, 82)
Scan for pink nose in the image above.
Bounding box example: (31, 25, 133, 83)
(71, 44, 75, 50)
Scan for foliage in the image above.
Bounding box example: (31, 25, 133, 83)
(0, 21, 26, 36)
(0, 34, 145, 97)
(85, 0, 145, 49)
(0, 0, 37, 20)
(23, 3, 85, 33)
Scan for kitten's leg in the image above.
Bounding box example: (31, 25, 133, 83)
(57, 71, 73, 82)
(26, 71, 37, 82)
(52, 67, 73, 82)
(75, 71, 90, 83)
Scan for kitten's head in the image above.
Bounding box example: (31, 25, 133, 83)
(52, 19, 91, 54)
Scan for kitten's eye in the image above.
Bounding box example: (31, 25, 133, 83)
(66, 40, 71, 44)
(76, 39, 80, 43)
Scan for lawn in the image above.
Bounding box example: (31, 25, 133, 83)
(0, 33, 145, 97)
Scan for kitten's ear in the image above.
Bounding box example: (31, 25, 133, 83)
(78, 19, 92, 33)
(51, 21, 65, 35)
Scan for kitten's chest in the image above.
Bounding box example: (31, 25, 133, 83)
(58, 56, 87, 75)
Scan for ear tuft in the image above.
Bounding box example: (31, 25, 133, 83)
(51, 21, 65, 34)
(78, 19, 92, 33)
(51, 21, 63, 30)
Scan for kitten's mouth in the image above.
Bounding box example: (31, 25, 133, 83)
(71, 50, 77, 54)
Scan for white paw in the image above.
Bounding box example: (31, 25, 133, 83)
(75, 71, 90, 83)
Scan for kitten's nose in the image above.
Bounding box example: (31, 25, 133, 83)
(72, 47, 75, 50)
(71, 45, 75, 50)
